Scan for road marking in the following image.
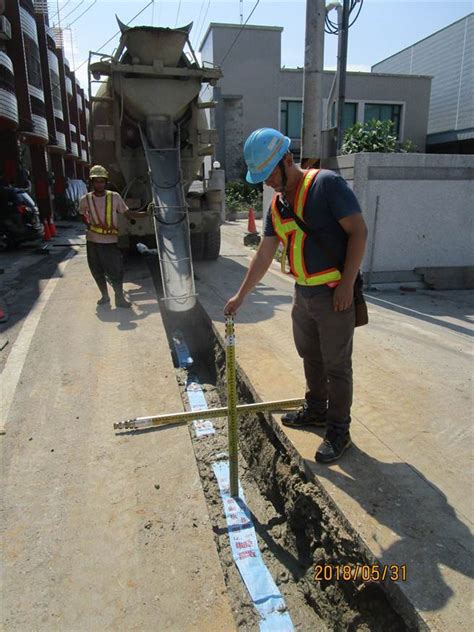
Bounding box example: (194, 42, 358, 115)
(0, 251, 76, 435)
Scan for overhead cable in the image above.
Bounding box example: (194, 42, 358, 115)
(50, 0, 74, 22)
(75, 0, 154, 71)
(66, 0, 97, 28)
(175, 0, 182, 27)
(219, 0, 260, 65)
(194, 0, 211, 50)
(192, 0, 206, 49)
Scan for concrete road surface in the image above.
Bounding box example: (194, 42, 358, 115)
(194, 219, 474, 632)
(1, 241, 235, 631)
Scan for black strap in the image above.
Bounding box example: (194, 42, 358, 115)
(277, 195, 343, 270)
(277, 195, 363, 291)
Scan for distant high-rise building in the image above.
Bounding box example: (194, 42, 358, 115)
(50, 25, 65, 48)
(34, 0, 51, 19)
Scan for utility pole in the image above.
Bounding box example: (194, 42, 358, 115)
(300, 0, 326, 167)
(336, 0, 350, 152)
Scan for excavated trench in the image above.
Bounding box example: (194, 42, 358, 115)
(145, 257, 418, 632)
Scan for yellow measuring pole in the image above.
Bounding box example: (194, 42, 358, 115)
(225, 315, 239, 497)
(113, 317, 307, 499)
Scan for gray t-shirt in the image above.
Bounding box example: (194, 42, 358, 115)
(264, 170, 361, 296)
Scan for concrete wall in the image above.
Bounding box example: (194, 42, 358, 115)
(203, 24, 283, 145)
(322, 153, 474, 281)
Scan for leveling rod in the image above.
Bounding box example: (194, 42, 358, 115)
(225, 314, 239, 497)
(113, 398, 306, 431)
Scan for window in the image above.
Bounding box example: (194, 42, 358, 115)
(23, 34, 43, 91)
(331, 102, 358, 133)
(280, 100, 302, 139)
(364, 103, 401, 136)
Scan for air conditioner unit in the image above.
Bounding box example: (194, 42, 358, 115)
(0, 16, 12, 41)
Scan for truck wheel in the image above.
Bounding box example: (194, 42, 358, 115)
(190, 233, 205, 261)
(204, 228, 221, 260)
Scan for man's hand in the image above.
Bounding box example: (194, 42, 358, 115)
(224, 294, 244, 315)
(333, 281, 354, 312)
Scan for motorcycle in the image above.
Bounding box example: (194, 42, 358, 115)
(0, 186, 44, 249)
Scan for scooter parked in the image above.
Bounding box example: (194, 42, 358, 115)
(0, 186, 44, 249)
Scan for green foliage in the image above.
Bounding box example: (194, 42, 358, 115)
(225, 180, 262, 218)
(341, 119, 398, 154)
(399, 139, 417, 153)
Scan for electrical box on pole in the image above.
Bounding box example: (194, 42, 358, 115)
(300, 0, 326, 167)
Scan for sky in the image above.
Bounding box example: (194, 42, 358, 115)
(47, 0, 473, 89)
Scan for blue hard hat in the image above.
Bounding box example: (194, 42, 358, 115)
(244, 128, 291, 184)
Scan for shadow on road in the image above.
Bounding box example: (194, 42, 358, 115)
(310, 444, 474, 612)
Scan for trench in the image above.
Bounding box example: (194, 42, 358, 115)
(144, 256, 419, 632)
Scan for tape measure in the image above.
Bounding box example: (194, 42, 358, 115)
(225, 314, 239, 497)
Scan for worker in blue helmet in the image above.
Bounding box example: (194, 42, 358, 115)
(225, 128, 368, 464)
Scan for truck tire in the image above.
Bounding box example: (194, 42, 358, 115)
(203, 228, 221, 260)
(190, 232, 205, 261)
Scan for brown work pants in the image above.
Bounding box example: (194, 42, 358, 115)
(291, 289, 355, 432)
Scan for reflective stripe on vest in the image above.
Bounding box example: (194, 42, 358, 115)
(86, 191, 119, 236)
(271, 169, 342, 287)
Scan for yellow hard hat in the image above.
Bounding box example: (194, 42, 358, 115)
(89, 165, 109, 179)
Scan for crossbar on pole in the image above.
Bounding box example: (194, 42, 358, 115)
(113, 397, 306, 431)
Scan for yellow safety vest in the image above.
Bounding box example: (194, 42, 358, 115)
(271, 169, 342, 287)
(86, 191, 119, 236)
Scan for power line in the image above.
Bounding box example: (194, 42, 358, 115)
(325, 0, 363, 35)
(191, 0, 206, 49)
(61, 0, 86, 25)
(66, 0, 97, 28)
(50, 0, 74, 22)
(75, 0, 154, 72)
(175, 0, 182, 27)
(194, 0, 211, 51)
(219, 0, 260, 65)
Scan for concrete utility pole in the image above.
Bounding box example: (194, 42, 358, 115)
(336, 0, 350, 152)
(300, 0, 326, 167)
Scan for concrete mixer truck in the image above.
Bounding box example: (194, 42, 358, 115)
(87, 19, 224, 311)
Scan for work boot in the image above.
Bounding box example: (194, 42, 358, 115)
(315, 429, 352, 464)
(112, 283, 132, 308)
(115, 293, 132, 308)
(281, 403, 326, 428)
(97, 294, 110, 306)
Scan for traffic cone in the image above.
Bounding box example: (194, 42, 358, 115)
(49, 217, 57, 237)
(243, 207, 261, 247)
(43, 220, 51, 241)
(247, 207, 257, 234)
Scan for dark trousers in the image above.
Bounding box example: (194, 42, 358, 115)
(291, 289, 355, 432)
(86, 241, 124, 296)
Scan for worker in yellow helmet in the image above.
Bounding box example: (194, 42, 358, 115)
(79, 165, 147, 308)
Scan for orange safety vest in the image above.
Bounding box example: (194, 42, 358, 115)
(86, 191, 118, 236)
(271, 169, 342, 287)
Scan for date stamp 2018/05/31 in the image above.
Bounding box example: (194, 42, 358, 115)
(314, 564, 408, 583)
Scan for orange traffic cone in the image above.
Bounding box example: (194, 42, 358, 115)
(243, 207, 261, 247)
(43, 220, 51, 241)
(247, 207, 257, 233)
(49, 218, 57, 237)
